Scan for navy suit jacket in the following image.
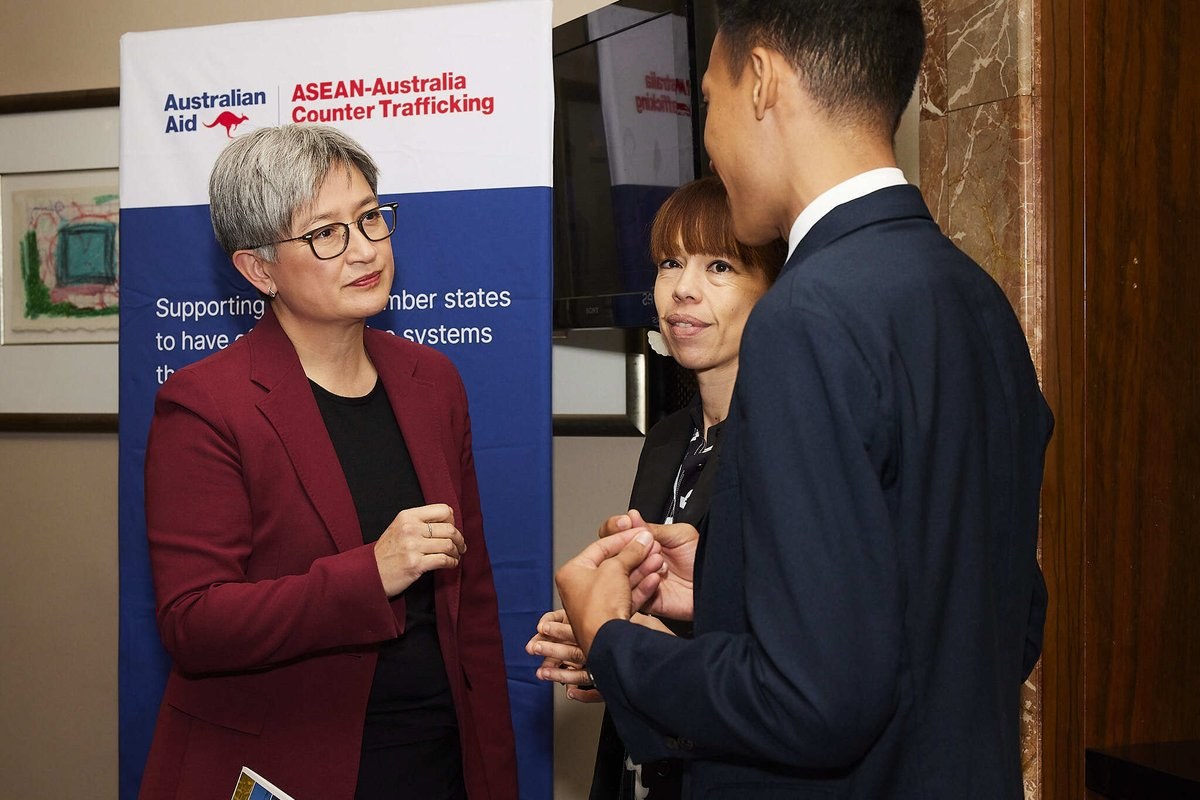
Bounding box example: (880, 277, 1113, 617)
(139, 308, 517, 800)
(588, 186, 1052, 799)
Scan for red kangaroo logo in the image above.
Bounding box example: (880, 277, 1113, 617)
(204, 111, 249, 138)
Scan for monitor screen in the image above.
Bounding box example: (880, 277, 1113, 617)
(552, 1, 704, 329)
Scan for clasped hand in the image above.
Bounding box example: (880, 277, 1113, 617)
(373, 503, 466, 597)
(526, 607, 675, 702)
(531, 509, 699, 694)
(589, 510, 698, 623)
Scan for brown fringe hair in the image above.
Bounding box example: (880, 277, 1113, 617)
(649, 176, 787, 284)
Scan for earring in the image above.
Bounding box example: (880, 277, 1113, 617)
(268, 287, 278, 299)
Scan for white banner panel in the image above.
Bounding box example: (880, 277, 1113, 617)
(120, 1, 552, 207)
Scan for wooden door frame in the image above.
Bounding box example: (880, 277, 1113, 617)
(1038, 0, 1086, 797)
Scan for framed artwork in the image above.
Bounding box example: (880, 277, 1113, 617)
(0, 90, 120, 430)
(1, 168, 119, 344)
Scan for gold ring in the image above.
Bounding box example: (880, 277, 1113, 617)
(426, 523, 433, 538)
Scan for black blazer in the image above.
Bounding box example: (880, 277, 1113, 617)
(588, 186, 1052, 799)
(628, 405, 718, 530)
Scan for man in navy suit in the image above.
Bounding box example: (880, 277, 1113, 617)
(555, 1, 1052, 797)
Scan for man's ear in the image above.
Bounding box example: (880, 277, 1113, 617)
(232, 250, 275, 297)
(749, 46, 779, 121)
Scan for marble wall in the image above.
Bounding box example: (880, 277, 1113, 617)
(917, 0, 1043, 797)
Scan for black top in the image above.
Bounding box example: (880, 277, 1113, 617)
(662, 403, 723, 526)
(311, 378, 463, 799)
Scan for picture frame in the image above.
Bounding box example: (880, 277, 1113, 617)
(0, 90, 120, 431)
(2, 167, 120, 345)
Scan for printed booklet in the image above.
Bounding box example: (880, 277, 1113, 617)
(230, 767, 295, 800)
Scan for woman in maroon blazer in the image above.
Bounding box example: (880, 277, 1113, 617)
(139, 125, 517, 800)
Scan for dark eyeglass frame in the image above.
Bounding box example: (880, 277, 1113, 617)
(249, 202, 399, 260)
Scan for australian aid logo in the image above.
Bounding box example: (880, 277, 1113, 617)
(161, 87, 271, 136)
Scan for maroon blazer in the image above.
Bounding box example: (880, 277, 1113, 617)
(138, 308, 518, 800)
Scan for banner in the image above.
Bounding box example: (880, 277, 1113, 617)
(118, 2, 553, 797)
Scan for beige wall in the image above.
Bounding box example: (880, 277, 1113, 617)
(551, 437, 642, 798)
(0, 0, 611, 96)
(0, 0, 622, 798)
(0, 433, 120, 797)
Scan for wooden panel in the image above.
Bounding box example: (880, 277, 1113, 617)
(1039, 0, 1087, 796)
(1084, 0, 1200, 752)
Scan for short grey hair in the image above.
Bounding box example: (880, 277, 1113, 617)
(208, 124, 380, 260)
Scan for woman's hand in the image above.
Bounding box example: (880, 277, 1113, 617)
(526, 609, 604, 703)
(598, 518, 698, 620)
(634, 522, 698, 620)
(595, 507, 648, 540)
(373, 503, 466, 596)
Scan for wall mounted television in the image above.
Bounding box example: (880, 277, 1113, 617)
(552, 0, 718, 330)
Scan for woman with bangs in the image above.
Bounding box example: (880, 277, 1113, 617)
(528, 176, 786, 800)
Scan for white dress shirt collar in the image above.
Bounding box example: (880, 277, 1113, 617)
(786, 167, 909, 260)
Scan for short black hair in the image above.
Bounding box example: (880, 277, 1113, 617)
(717, 0, 925, 136)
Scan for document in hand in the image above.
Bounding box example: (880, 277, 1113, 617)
(230, 767, 296, 800)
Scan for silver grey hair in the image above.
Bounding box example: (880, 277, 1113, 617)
(208, 124, 380, 260)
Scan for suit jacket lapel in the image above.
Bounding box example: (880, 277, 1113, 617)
(250, 308, 364, 555)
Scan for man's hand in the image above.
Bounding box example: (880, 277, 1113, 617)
(556, 529, 661, 657)
(630, 612, 674, 635)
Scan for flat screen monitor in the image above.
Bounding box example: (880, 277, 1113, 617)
(552, 0, 711, 329)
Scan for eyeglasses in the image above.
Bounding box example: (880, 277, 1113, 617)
(252, 202, 399, 260)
